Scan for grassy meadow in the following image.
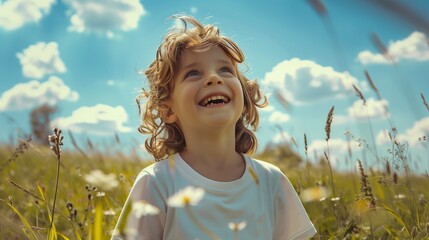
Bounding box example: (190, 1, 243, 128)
(0, 116, 428, 240)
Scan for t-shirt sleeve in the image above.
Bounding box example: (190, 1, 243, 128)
(111, 169, 166, 240)
(273, 173, 317, 240)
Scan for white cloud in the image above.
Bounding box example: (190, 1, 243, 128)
(357, 31, 429, 65)
(268, 111, 290, 123)
(356, 51, 390, 65)
(51, 104, 132, 135)
(308, 138, 361, 165)
(376, 129, 391, 145)
(331, 98, 389, 125)
(0, 76, 78, 111)
(0, 0, 55, 31)
(262, 58, 362, 104)
(332, 115, 349, 125)
(377, 117, 429, 147)
(17, 42, 66, 79)
(106, 80, 115, 86)
(272, 131, 292, 144)
(64, 0, 145, 37)
(348, 98, 389, 120)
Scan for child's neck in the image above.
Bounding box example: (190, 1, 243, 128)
(180, 129, 246, 182)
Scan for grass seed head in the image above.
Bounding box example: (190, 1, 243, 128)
(304, 133, 308, 156)
(365, 71, 380, 97)
(421, 93, 429, 111)
(353, 84, 366, 105)
(357, 160, 376, 210)
(325, 106, 334, 141)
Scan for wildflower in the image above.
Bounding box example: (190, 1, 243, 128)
(228, 221, 247, 231)
(167, 187, 219, 239)
(96, 191, 106, 197)
(167, 186, 205, 208)
(133, 201, 160, 218)
(104, 209, 116, 216)
(331, 197, 340, 202)
(299, 186, 330, 203)
(84, 169, 119, 191)
(355, 198, 374, 215)
(394, 194, 405, 199)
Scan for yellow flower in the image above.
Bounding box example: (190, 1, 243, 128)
(167, 186, 205, 208)
(300, 186, 330, 203)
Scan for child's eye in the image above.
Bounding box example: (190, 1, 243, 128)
(185, 70, 200, 78)
(219, 66, 234, 74)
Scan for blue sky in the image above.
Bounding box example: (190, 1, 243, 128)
(1, 0, 428, 172)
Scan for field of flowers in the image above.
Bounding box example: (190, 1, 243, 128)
(0, 121, 428, 239)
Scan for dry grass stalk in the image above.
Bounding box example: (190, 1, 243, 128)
(68, 130, 89, 159)
(0, 135, 32, 171)
(324, 151, 337, 200)
(393, 171, 399, 184)
(48, 128, 64, 231)
(365, 71, 381, 99)
(275, 90, 292, 111)
(86, 138, 94, 150)
(115, 133, 121, 144)
(308, 0, 327, 16)
(291, 137, 298, 149)
(421, 93, 429, 111)
(385, 161, 391, 176)
(371, 32, 394, 63)
(352, 84, 366, 105)
(325, 106, 334, 141)
(357, 160, 376, 209)
(8, 179, 45, 203)
(304, 133, 308, 157)
(369, 0, 429, 33)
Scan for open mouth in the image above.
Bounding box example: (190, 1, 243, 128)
(199, 95, 230, 107)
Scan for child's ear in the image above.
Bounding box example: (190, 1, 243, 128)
(159, 103, 177, 124)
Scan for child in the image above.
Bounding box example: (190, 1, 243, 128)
(112, 15, 316, 240)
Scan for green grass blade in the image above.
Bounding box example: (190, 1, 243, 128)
(116, 200, 132, 236)
(1, 199, 39, 240)
(93, 201, 104, 240)
(57, 231, 70, 240)
(37, 185, 57, 240)
(382, 204, 410, 238)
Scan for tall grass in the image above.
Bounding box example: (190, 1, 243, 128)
(1, 114, 427, 239)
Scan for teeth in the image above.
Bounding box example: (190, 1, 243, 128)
(201, 95, 229, 106)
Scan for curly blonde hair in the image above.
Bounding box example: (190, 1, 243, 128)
(138, 15, 267, 161)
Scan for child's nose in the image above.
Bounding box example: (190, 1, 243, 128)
(204, 74, 224, 87)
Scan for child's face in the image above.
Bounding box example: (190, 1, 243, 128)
(163, 45, 244, 133)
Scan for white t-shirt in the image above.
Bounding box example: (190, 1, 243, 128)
(112, 153, 316, 240)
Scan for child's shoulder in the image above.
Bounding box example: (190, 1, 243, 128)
(248, 156, 282, 173)
(246, 156, 285, 181)
(135, 159, 171, 180)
